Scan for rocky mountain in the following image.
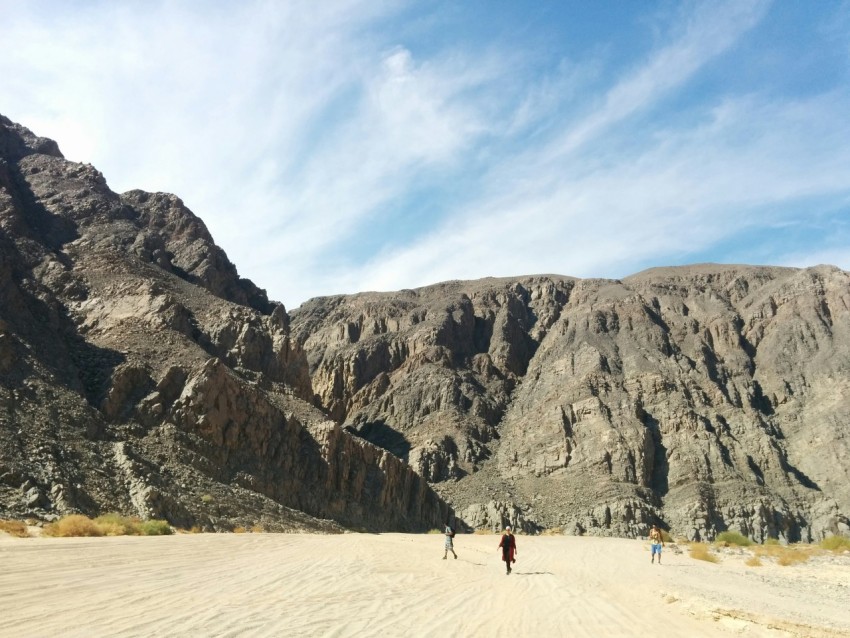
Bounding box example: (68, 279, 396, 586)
(0, 114, 449, 532)
(3, 113, 848, 544)
(291, 268, 850, 542)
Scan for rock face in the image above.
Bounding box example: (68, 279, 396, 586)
(291, 268, 850, 542)
(0, 114, 449, 532)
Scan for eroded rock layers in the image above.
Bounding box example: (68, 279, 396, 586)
(292, 268, 850, 541)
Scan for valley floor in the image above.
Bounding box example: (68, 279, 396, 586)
(0, 532, 848, 637)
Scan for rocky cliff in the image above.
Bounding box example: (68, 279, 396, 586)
(0, 115, 449, 532)
(291, 269, 850, 542)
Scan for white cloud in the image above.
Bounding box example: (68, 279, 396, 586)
(2, 0, 848, 309)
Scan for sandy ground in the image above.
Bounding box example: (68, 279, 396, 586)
(1, 532, 848, 638)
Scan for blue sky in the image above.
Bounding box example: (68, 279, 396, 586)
(1, 0, 849, 307)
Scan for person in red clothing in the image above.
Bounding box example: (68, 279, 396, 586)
(498, 525, 517, 575)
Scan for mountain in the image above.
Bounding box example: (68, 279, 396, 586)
(0, 114, 449, 532)
(3, 113, 848, 543)
(291, 268, 850, 542)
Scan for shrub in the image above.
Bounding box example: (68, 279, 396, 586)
(659, 529, 674, 543)
(200, 494, 213, 504)
(250, 524, 264, 534)
(689, 542, 719, 563)
(139, 520, 172, 536)
(776, 548, 810, 566)
(753, 542, 814, 565)
(744, 556, 762, 567)
(716, 531, 752, 547)
(0, 519, 30, 538)
(820, 536, 850, 552)
(44, 515, 103, 537)
(94, 513, 142, 536)
(233, 526, 247, 534)
(764, 537, 780, 546)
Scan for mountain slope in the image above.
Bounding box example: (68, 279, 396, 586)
(0, 114, 449, 532)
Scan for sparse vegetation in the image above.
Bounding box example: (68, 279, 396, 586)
(764, 537, 780, 546)
(250, 524, 264, 534)
(689, 542, 719, 563)
(715, 531, 752, 547)
(541, 527, 563, 536)
(819, 536, 850, 552)
(0, 519, 30, 538)
(95, 513, 142, 536)
(752, 542, 813, 566)
(744, 556, 762, 567)
(139, 520, 172, 536)
(44, 514, 104, 537)
(43, 514, 172, 537)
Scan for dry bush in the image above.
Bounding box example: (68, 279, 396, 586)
(0, 519, 30, 538)
(473, 528, 496, 535)
(820, 536, 850, 552)
(753, 542, 814, 566)
(744, 556, 762, 567)
(250, 525, 264, 534)
(659, 529, 674, 543)
(689, 542, 719, 563)
(44, 515, 103, 537)
(764, 537, 780, 546)
(233, 526, 247, 534)
(541, 527, 563, 536)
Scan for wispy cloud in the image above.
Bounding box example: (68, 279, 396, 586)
(1, 0, 848, 307)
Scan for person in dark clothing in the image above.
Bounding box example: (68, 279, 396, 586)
(498, 525, 517, 575)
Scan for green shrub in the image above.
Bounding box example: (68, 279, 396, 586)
(140, 520, 172, 536)
(820, 536, 850, 552)
(94, 513, 142, 536)
(716, 531, 752, 547)
(764, 537, 780, 546)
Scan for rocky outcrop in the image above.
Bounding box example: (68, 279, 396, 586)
(293, 267, 850, 542)
(0, 115, 449, 532)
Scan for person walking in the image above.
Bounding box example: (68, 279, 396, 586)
(649, 524, 664, 564)
(498, 525, 517, 575)
(443, 523, 457, 559)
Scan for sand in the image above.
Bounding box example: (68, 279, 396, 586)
(1, 532, 848, 637)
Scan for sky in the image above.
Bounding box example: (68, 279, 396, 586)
(1, 0, 849, 308)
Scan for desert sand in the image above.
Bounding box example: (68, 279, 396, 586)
(1, 532, 848, 637)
